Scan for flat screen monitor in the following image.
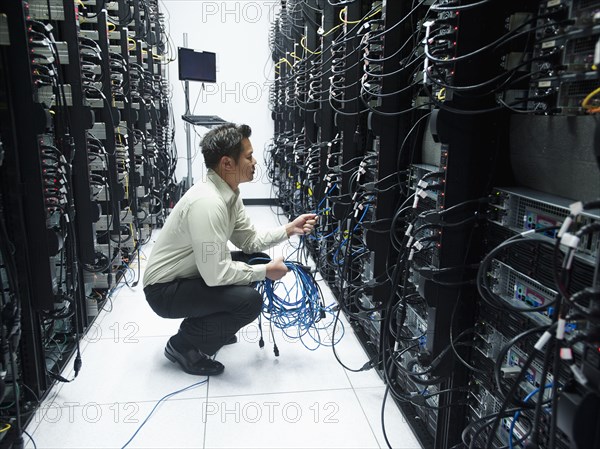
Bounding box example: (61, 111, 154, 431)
(178, 47, 217, 83)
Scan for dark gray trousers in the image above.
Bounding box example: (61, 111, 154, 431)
(143, 252, 268, 355)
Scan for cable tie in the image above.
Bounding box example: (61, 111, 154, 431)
(569, 201, 583, 216)
(570, 364, 587, 385)
(560, 233, 580, 249)
(557, 216, 573, 238)
(519, 229, 536, 237)
(412, 193, 420, 209)
(405, 223, 413, 236)
(534, 331, 552, 351)
(560, 347, 573, 360)
(556, 318, 566, 340)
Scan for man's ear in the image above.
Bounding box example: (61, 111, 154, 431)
(220, 156, 234, 171)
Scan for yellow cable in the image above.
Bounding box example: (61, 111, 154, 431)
(581, 86, 600, 110)
(275, 58, 293, 69)
(300, 35, 321, 55)
(128, 38, 137, 51)
(321, 22, 343, 37)
(304, 6, 382, 54)
(0, 424, 11, 433)
(437, 87, 446, 101)
(107, 23, 116, 32)
(289, 52, 302, 62)
(340, 6, 382, 25)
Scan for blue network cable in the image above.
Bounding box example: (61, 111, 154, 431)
(508, 384, 553, 449)
(121, 379, 208, 449)
(332, 203, 371, 266)
(315, 183, 338, 214)
(254, 260, 344, 353)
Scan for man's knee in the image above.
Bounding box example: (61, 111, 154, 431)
(240, 288, 263, 318)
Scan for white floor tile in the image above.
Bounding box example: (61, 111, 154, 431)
(207, 332, 352, 397)
(203, 389, 380, 449)
(27, 396, 207, 449)
(53, 336, 208, 405)
(354, 387, 422, 449)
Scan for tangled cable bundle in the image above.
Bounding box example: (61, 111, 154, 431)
(254, 260, 344, 353)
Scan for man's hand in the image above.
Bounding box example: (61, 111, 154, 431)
(286, 213, 318, 237)
(265, 256, 288, 281)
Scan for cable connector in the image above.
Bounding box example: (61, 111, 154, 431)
(360, 361, 373, 371)
(74, 354, 82, 377)
(500, 365, 521, 379)
(273, 344, 279, 357)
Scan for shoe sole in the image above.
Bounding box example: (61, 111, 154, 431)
(164, 347, 225, 376)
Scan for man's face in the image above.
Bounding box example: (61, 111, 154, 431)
(233, 138, 257, 184)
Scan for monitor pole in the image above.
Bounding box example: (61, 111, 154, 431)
(184, 33, 193, 189)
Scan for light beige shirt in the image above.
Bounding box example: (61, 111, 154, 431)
(143, 169, 288, 287)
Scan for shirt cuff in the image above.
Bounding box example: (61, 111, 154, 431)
(250, 264, 267, 282)
(276, 225, 289, 241)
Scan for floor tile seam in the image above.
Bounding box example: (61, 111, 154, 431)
(350, 385, 383, 449)
(205, 386, 356, 401)
(37, 394, 210, 409)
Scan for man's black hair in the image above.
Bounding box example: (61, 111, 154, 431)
(200, 123, 252, 170)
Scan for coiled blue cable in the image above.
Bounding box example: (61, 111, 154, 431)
(254, 260, 344, 352)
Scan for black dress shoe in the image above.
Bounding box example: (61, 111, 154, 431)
(164, 340, 224, 376)
(224, 335, 238, 345)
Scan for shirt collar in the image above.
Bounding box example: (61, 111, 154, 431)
(207, 169, 239, 207)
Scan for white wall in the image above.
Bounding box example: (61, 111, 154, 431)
(161, 0, 278, 198)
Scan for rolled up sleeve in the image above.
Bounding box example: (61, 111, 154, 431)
(230, 200, 289, 254)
